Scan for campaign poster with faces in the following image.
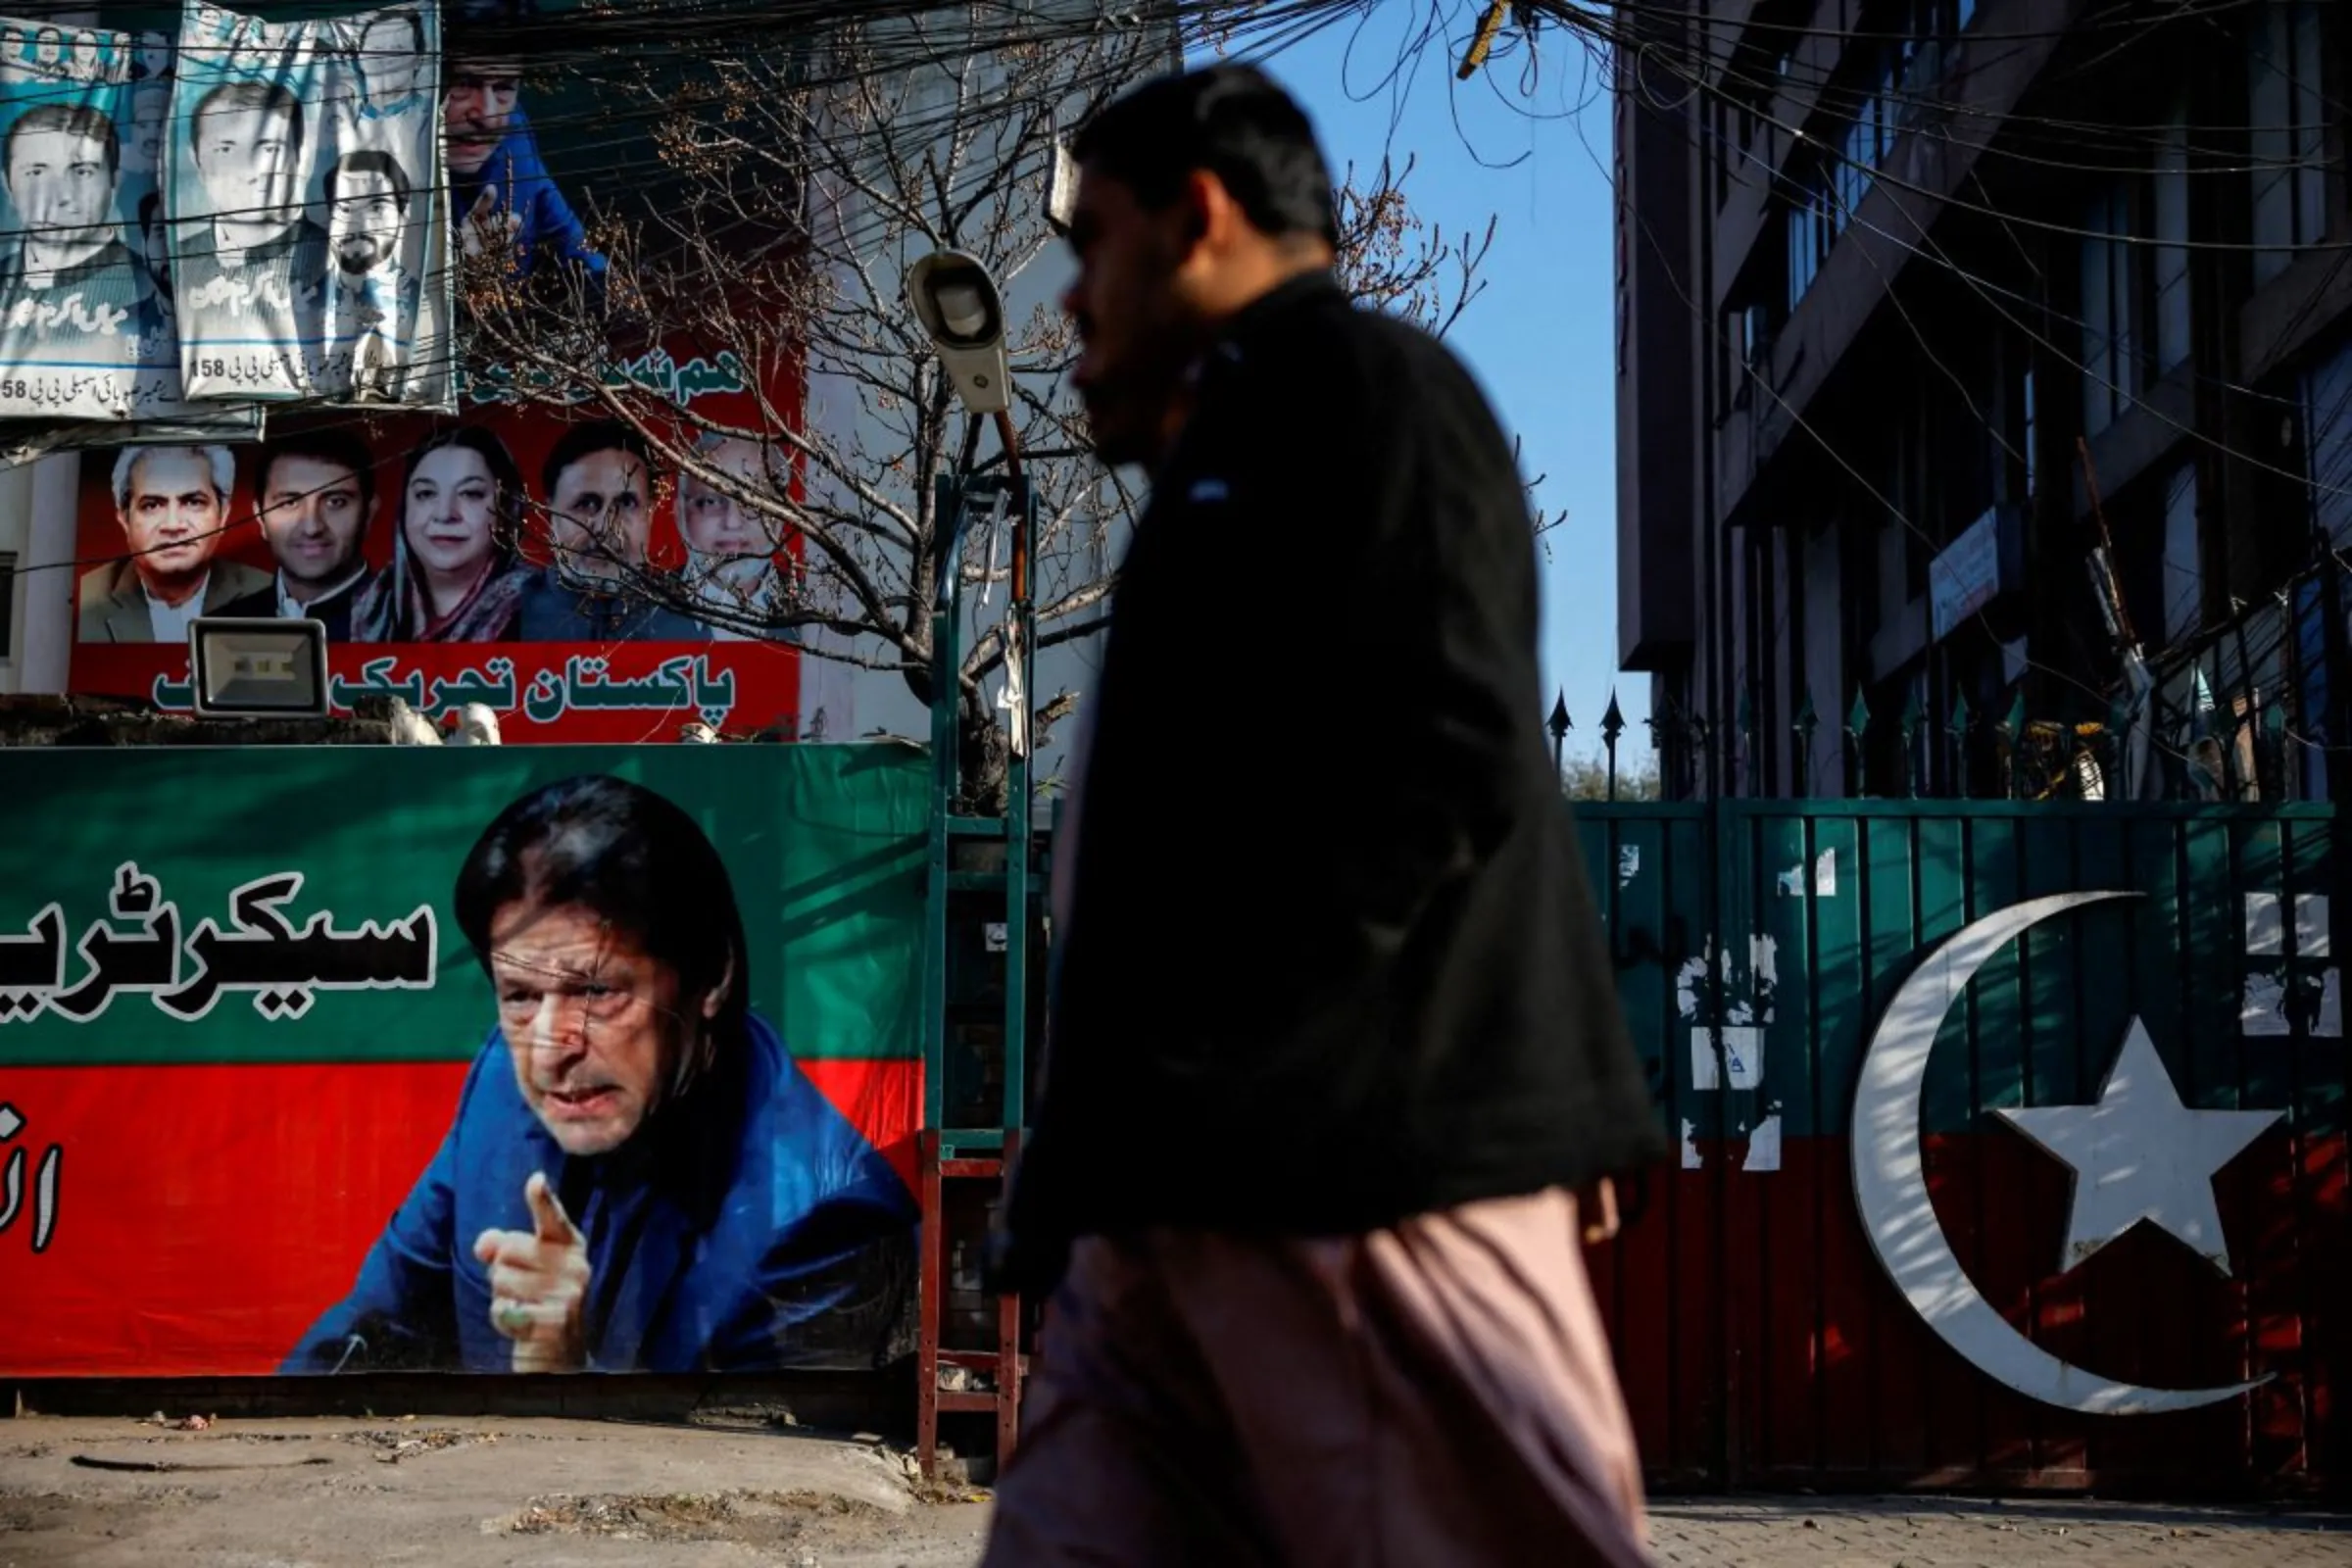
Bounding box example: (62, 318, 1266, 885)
(0, 20, 170, 420)
(0, 747, 928, 1378)
(167, 1, 442, 405)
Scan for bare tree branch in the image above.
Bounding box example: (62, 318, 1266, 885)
(465, 9, 1512, 802)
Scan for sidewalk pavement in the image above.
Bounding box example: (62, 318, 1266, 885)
(1644, 1495, 2350, 1567)
(1, 1413, 2345, 1566)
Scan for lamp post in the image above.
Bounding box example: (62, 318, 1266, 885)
(908, 250, 1027, 607)
(908, 249, 1031, 756)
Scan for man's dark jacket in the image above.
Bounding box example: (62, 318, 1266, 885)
(995, 270, 1667, 1295)
(219, 567, 372, 641)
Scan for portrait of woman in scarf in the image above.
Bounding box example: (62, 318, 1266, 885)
(352, 426, 537, 642)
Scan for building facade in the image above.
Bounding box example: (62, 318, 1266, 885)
(1616, 0, 2352, 802)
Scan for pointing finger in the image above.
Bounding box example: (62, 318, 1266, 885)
(524, 1171, 577, 1245)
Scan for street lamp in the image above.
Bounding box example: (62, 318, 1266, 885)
(906, 249, 1010, 416)
(910, 247, 1033, 760)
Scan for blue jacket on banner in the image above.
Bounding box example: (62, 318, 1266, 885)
(454, 106, 605, 279)
(282, 1011, 914, 1374)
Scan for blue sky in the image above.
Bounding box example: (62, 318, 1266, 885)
(1193, 11, 1649, 761)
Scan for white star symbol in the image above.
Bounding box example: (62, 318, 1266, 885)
(1996, 1017, 2279, 1277)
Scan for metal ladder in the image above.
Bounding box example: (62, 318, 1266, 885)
(915, 470, 1039, 1481)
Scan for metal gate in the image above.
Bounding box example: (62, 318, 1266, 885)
(1576, 798, 2346, 1494)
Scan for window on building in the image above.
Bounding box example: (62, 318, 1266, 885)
(2306, 334, 2352, 544)
(2020, 365, 2037, 499)
(1836, 113, 1876, 232)
(1787, 181, 1833, 312)
(1788, 0, 1975, 313)
(1987, 335, 2038, 506)
(2161, 463, 2203, 645)
(2082, 180, 2153, 436)
(2249, 0, 2328, 289)
(2154, 107, 2193, 373)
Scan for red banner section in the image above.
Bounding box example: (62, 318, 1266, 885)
(1, 1056, 919, 1378)
(63, 338, 810, 742)
(72, 638, 800, 742)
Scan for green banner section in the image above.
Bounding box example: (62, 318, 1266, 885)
(1576, 800, 2345, 1143)
(0, 743, 927, 1066)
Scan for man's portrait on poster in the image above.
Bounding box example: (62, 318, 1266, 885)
(282, 774, 916, 1374)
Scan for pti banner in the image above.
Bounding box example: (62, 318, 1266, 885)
(0, 745, 929, 1378)
(63, 341, 831, 742)
(0, 15, 261, 429)
(166, 0, 444, 404)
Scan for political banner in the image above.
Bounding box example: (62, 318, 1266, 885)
(59, 346, 844, 742)
(317, 2, 442, 403)
(0, 745, 928, 1378)
(0, 16, 258, 430)
(166, 0, 444, 405)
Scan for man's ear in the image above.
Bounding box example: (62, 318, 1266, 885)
(700, 953, 735, 1021)
(1166, 167, 1252, 280)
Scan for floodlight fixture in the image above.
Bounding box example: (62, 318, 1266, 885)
(188, 616, 330, 717)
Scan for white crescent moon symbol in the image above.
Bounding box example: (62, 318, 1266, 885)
(1851, 889, 2270, 1416)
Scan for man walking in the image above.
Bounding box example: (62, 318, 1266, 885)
(981, 64, 1667, 1566)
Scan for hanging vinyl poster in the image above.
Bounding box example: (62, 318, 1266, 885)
(315, 2, 440, 404)
(167, 3, 326, 400)
(0, 21, 166, 419)
(169, 1, 442, 405)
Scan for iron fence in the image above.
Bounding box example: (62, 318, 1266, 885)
(1559, 559, 2352, 808)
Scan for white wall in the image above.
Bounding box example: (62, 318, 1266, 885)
(0, 451, 81, 696)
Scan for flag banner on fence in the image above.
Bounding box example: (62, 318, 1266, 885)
(0, 17, 254, 427)
(0, 746, 929, 1378)
(167, 1, 444, 405)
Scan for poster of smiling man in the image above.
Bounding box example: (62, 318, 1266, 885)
(167, 2, 441, 406)
(0, 21, 162, 419)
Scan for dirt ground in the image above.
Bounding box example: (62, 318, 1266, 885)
(4, 1412, 2349, 1567)
(0, 1413, 993, 1567)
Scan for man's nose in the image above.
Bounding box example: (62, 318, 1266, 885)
(1058, 277, 1083, 319)
(528, 994, 587, 1054)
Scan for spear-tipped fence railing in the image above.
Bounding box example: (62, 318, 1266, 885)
(1551, 557, 2346, 806)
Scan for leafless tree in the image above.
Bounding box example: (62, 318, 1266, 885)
(463, 8, 1510, 806)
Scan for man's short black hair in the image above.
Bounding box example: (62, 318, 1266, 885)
(329, 148, 412, 214)
(454, 774, 749, 1054)
(1071, 63, 1338, 250)
(254, 427, 375, 514)
(542, 418, 657, 499)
